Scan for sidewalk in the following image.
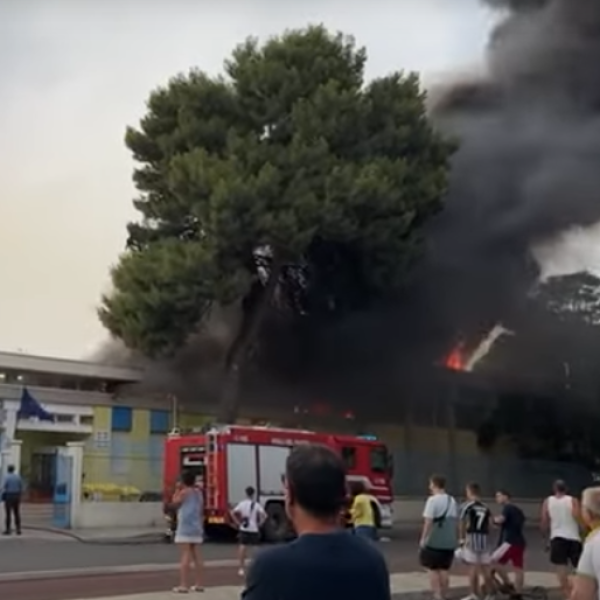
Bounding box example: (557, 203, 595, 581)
(0, 527, 164, 543)
(71, 571, 558, 600)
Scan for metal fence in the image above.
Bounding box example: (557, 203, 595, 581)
(392, 451, 593, 498)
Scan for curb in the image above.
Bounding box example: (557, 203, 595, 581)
(0, 559, 238, 583)
(18, 526, 165, 545)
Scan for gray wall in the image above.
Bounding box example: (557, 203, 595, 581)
(392, 451, 593, 498)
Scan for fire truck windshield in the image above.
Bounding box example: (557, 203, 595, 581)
(370, 446, 392, 475)
(180, 446, 206, 482)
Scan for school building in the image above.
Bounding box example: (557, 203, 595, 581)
(0, 351, 204, 519)
(0, 350, 289, 511)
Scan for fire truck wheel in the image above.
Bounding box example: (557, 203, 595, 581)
(263, 502, 291, 543)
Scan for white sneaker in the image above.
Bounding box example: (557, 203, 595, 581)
(238, 568, 245, 577)
(460, 594, 479, 600)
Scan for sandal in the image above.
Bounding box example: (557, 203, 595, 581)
(172, 586, 189, 593)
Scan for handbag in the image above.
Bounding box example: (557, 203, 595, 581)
(433, 496, 451, 527)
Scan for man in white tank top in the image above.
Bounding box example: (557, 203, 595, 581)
(541, 479, 583, 598)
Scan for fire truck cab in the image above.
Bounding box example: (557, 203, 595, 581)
(163, 424, 394, 542)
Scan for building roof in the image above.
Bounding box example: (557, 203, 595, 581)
(0, 350, 143, 383)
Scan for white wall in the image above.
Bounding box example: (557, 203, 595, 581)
(72, 501, 163, 529)
(392, 498, 542, 524)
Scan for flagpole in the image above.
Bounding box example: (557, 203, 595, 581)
(170, 394, 179, 430)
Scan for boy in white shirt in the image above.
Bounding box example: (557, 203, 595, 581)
(231, 486, 267, 577)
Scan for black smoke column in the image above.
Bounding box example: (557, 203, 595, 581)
(425, 0, 600, 340)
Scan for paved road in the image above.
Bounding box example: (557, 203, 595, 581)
(0, 538, 236, 574)
(0, 533, 557, 600)
(0, 527, 550, 575)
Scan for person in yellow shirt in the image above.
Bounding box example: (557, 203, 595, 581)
(350, 482, 377, 541)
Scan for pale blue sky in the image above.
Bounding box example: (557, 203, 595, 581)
(0, 0, 496, 358)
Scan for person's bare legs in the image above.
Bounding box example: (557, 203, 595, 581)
(481, 564, 494, 598)
(429, 570, 443, 600)
(514, 567, 524, 594)
(238, 542, 248, 575)
(176, 544, 191, 590)
(189, 544, 204, 590)
(467, 564, 480, 597)
(555, 565, 570, 599)
(494, 564, 511, 588)
(439, 569, 450, 599)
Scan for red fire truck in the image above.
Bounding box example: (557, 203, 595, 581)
(162, 424, 394, 541)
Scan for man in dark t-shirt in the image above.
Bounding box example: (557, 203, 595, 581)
(493, 490, 526, 596)
(242, 444, 390, 600)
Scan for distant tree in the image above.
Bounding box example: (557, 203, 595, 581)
(476, 271, 600, 462)
(99, 25, 455, 421)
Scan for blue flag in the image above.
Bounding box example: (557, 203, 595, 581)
(17, 388, 54, 422)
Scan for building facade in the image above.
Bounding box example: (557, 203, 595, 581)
(0, 351, 157, 497)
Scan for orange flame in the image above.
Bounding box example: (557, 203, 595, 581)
(443, 324, 514, 373)
(444, 343, 465, 371)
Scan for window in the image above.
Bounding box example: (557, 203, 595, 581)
(79, 378, 104, 392)
(370, 447, 389, 474)
(54, 414, 74, 423)
(111, 406, 132, 432)
(150, 410, 170, 434)
(80, 415, 94, 426)
(341, 446, 356, 470)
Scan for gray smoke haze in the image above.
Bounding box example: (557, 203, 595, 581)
(105, 0, 600, 413)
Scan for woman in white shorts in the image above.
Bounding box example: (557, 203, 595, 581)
(172, 470, 204, 593)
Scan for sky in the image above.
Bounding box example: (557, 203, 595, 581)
(0, 0, 497, 359)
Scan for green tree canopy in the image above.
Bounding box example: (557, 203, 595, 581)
(99, 25, 455, 421)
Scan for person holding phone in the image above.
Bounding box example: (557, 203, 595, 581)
(232, 486, 266, 577)
(171, 470, 205, 593)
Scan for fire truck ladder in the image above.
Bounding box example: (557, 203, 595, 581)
(205, 431, 219, 510)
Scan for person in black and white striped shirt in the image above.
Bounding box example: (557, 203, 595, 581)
(459, 482, 494, 600)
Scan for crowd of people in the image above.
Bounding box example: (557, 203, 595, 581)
(169, 443, 391, 597)
(419, 474, 600, 600)
(165, 443, 600, 600)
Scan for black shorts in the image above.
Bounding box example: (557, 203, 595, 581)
(239, 531, 260, 546)
(550, 537, 582, 567)
(419, 547, 455, 571)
